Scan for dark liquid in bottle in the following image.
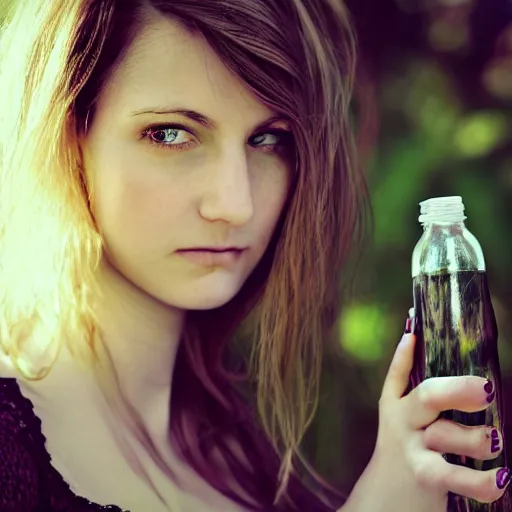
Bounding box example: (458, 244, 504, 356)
(411, 270, 507, 511)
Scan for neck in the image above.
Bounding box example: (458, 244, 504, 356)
(90, 257, 185, 417)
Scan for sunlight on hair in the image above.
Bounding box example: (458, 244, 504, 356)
(0, 0, 103, 379)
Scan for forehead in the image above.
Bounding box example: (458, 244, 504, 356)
(96, 11, 276, 125)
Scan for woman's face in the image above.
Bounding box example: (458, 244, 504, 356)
(83, 10, 292, 311)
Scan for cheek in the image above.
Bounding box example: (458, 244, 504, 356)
(87, 151, 191, 249)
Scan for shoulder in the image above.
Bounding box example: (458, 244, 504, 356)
(0, 349, 17, 379)
(0, 319, 57, 380)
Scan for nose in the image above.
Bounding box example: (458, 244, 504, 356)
(198, 150, 254, 226)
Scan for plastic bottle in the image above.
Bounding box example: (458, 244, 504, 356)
(409, 196, 507, 512)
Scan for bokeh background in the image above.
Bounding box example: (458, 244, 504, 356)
(2, 0, 512, 501)
(307, 0, 512, 496)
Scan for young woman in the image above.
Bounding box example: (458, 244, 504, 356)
(0, 0, 508, 511)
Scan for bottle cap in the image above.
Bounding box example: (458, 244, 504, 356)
(418, 196, 467, 225)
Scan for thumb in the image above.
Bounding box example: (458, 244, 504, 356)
(380, 331, 416, 401)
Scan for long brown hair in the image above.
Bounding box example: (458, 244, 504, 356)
(0, 0, 369, 509)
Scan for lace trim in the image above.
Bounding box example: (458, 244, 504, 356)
(0, 378, 128, 512)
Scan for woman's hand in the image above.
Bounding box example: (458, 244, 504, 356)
(341, 331, 510, 512)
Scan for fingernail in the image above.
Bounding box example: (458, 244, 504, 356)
(404, 317, 412, 334)
(490, 429, 501, 453)
(485, 380, 495, 403)
(496, 468, 511, 490)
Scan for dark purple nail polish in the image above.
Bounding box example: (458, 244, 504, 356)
(484, 379, 494, 394)
(491, 428, 499, 440)
(487, 390, 496, 404)
(404, 308, 415, 335)
(491, 438, 501, 453)
(496, 468, 511, 490)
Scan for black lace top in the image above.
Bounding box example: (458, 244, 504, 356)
(0, 377, 127, 512)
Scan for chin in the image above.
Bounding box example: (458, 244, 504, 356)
(174, 293, 240, 311)
(163, 279, 245, 311)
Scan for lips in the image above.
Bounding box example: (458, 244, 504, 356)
(180, 247, 243, 252)
(175, 247, 246, 267)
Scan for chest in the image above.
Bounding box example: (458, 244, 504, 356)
(17, 381, 249, 512)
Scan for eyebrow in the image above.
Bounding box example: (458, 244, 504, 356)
(129, 107, 286, 132)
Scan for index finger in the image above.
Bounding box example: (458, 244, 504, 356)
(380, 332, 416, 402)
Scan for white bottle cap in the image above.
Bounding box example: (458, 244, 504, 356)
(418, 196, 467, 225)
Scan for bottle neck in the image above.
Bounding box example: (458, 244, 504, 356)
(413, 220, 486, 276)
(422, 220, 466, 230)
